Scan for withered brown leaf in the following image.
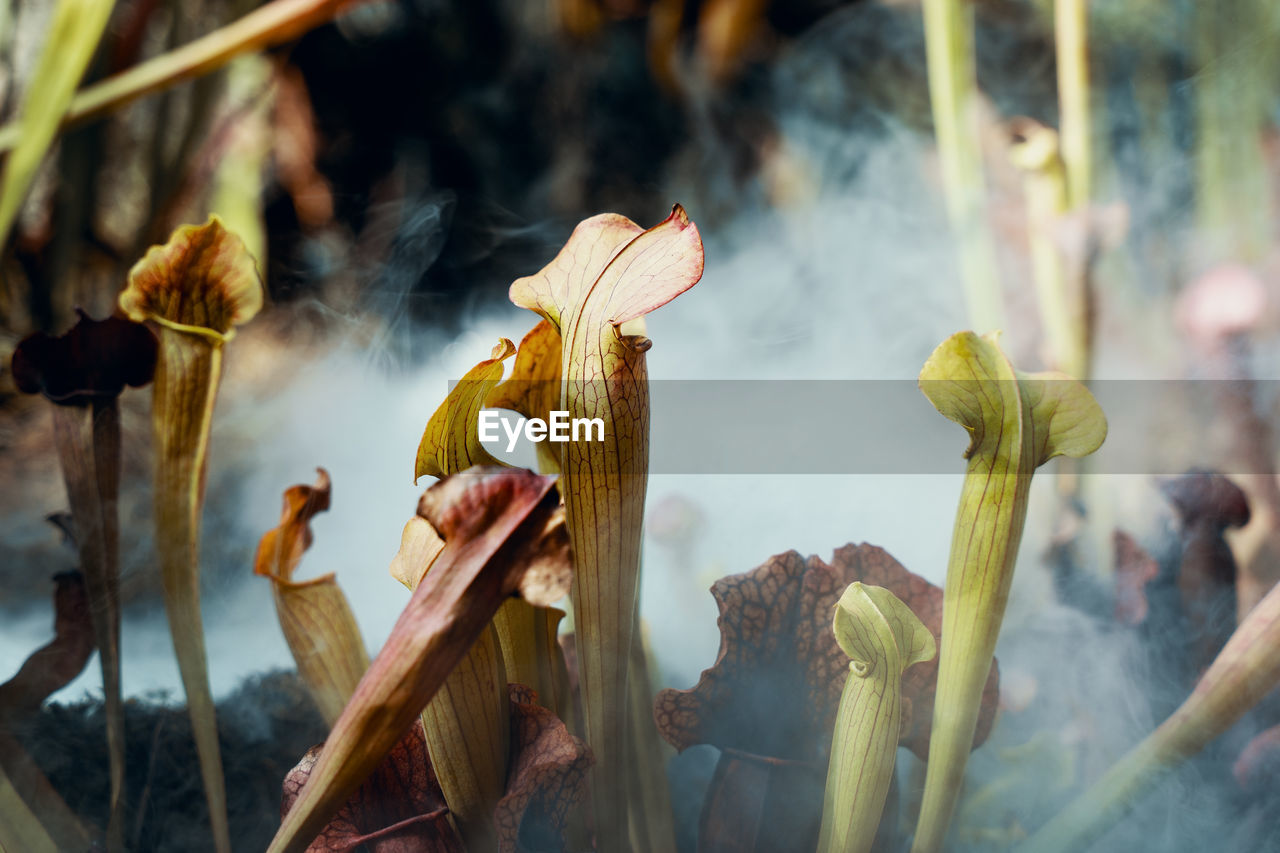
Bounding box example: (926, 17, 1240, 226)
(0, 572, 94, 721)
(653, 543, 999, 763)
(496, 684, 592, 853)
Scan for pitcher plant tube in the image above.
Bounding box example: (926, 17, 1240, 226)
(391, 501, 511, 851)
(118, 215, 264, 853)
(912, 330, 1106, 853)
(508, 203, 704, 845)
(818, 583, 935, 853)
(10, 310, 156, 848)
(254, 468, 369, 727)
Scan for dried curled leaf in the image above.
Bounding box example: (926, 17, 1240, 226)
(496, 684, 593, 853)
(255, 468, 333, 584)
(653, 544, 999, 764)
(0, 572, 94, 721)
(255, 469, 368, 727)
(120, 215, 264, 338)
(11, 310, 157, 405)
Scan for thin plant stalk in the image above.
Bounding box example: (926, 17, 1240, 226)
(1022, 576, 1280, 853)
(1008, 119, 1086, 379)
(50, 400, 127, 849)
(922, 0, 1005, 332)
(11, 312, 156, 853)
(1055, 0, 1091, 211)
(1194, 0, 1272, 263)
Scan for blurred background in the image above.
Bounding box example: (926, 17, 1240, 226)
(2, 0, 1280, 849)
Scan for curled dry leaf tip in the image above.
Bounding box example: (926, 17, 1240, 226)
(254, 468, 369, 727)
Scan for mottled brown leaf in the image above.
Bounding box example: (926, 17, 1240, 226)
(282, 722, 463, 853)
(496, 684, 592, 853)
(653, 544, 999, 763)
(281, 685, 591, 853)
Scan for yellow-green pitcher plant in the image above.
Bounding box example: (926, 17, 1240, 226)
(912, 331, 1106, 853)
(819, 582, 935, 853)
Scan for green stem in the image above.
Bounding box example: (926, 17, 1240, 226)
(922, 0, 1005, 332)
(1055, 0, 1091, 210)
